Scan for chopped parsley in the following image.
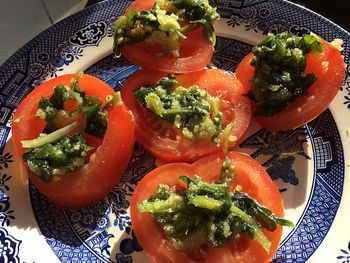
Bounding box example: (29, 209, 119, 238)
(113, 0, 220, 57)
(37, 79, 109, 138)
(248, 32, 323, 116)
(23, 134, 92, 183)
(24, 72, 122, 183)
(138, 157, 293, 252)
(133, 74, 223, 142)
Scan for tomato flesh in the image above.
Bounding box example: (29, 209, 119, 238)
(121, 69, 251, 163)
(121, 0, 214, 73)
(130, 152, 284, 263)
(11, 74, 135, 208)
(235, 38, 346, 131)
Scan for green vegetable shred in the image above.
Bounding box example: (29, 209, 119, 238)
(23, 73, 122, 183)
(248, 32, 323, 116)
(23, 134, 92, 183)
(133, 74, 223, 142)
(37, 80, 110, 137)
(113, 0, 220, 57)
(138, 157, 294, 252)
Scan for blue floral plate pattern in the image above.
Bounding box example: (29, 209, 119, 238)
(0, 1, 349, 262)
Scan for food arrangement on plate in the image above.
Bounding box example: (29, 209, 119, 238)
(12, 73, 135, 208)
(8, 0, 347, 262)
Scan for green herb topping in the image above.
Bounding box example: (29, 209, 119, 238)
(23, 73, 123, 183)
(138, 157, 293, 252)
(248, 32, 323, 116)
(36, 76, 118, 138)
(133, 74, 223, 142)
(23, 134, 92, 183)
(113, 0, 220, 57)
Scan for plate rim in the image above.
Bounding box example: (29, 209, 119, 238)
(0, 1, 349, 263)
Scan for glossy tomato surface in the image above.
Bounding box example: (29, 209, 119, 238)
(130, 152, 284, 263)
(12, 74, 135, 208)
(235, 38, 346, 131)
(121, 68, 251, 163)
(121, 0, 214, 73)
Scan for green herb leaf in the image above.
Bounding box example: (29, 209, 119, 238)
(133, 74, 222, 141)
(133, 86, 155, 106)
(113, 0, 220, 57)
(84, 109, 108, 138)
(138, 158, 293, 252)
(23, 134, 92, 183)
(37, 97, 57, 120)
(80, 104, 100, 119)
(49, 85, 71, 109)
(249, 32, 323, 116)
(156, 74, 177, 88)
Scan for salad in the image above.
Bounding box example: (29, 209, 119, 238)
(236, 32, 345, 130)
(131, 152, 293, 263)
(113, 0, 220, 73)
(10, 0, 346, 262)
(121, 68, 251, 162)
(12, 73, 135, 208)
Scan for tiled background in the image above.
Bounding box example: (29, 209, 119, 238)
(0, 0, 87, 65)
(0, 0, 349, 66)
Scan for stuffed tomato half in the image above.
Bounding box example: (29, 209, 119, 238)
(236, 32, 346, 131)
(121, 68, 251, 163)
(130, 152, 293, 263)
(113, 0, 219, 73)
(12, 73, 135, 209)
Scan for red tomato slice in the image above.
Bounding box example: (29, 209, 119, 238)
(121, 68, 251, 163)
(126, 0, 155, 12)
(235, 38, 346, 131)
(121, 0, 214, 73)
(11, 74, 135, 209)
(130, 152, 284, 263)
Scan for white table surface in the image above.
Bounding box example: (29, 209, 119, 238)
(0, 0, 88, 65)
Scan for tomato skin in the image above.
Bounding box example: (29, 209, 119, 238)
(130, 152, 284, 263)
(121, 69, 251, 163)
(11, 74, 135, 209)
(121, 0, 214, 73)
(126, 0, 155, 12)
(235, 38, 346, 131)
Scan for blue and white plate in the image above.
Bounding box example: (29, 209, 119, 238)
(0, 0, 349, 262)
